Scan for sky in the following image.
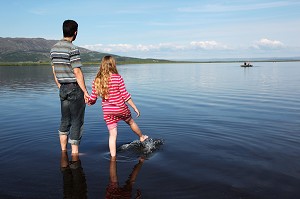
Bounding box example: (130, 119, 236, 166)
(0, 0, 300, 60)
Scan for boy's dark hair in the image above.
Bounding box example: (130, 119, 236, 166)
(63, 20, 78, 37)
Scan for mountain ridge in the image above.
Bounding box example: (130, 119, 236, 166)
(0, 37, 169, 64)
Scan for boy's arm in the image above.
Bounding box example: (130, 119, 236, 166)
(52, 65, 61, 88)
(73, 67, 90, 101)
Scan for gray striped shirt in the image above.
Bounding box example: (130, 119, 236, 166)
(50, 40, 82, 83)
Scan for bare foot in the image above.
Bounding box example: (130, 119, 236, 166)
(60, 151, 69, 168)
(71, 153, 79, 162)
(140, 135, 148, 142)
(139, 156, 145, 163)
(110, 156, 117, 162)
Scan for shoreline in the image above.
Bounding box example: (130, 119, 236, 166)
(0, 59, 300, 66)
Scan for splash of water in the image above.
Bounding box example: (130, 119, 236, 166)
(117, 138, 164, 159)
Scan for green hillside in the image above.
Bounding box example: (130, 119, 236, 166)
(0, 37, 172, 65)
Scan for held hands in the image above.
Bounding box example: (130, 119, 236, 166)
(84, 91, 95, 106)
(84, 91, 90, 104)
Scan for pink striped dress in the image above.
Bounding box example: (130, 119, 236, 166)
(88, 74, 132, 129)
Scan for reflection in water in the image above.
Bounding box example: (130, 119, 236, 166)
(60, 152, 87, 199)
(106, 157, 145, 199)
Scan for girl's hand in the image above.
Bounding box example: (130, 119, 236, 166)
(134, 108, 140, 118)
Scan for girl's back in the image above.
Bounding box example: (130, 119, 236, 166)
(102, 74, 131, 114)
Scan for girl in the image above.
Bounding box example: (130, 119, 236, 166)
(88, 56, 148, 157)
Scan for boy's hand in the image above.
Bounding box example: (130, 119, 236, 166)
(84, 92, 90, 103)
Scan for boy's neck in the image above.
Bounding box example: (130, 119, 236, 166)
(63, 37, 73, 42)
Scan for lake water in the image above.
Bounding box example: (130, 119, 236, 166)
(0, 62, 300, 199)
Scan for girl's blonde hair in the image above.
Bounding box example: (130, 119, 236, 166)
(94, 56, 118, 99)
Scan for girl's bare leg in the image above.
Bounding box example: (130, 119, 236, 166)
(126, 118, 148, 142)
(109, 127, 118, 157)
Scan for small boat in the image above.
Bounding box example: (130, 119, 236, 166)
(241, 62, 253, 67)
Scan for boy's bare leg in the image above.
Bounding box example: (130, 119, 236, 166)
(60, 135, 68, 151)
(71, 144, 79, 154)
(126, 118, 148, 142)
(109, 127, 118, 157)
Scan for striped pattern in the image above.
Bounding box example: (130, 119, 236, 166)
(88, 74, 132, 126)
(50, 40, 82, 83)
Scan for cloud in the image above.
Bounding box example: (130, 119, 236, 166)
(190, 41, 230, 50)
(252, 38, 284, 50)
(178, 1, 300, 13)
(81, 40, 231, 53)
(81, 39, 292, 59)
(29, 8, 49, 15)
(82, 43, 157, 52)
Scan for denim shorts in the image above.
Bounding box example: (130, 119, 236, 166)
(58, 83, 86, 145)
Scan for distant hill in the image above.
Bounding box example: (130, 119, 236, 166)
(0, 37, 170, 64)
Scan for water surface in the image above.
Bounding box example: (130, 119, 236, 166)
(0, 62, 300, 198)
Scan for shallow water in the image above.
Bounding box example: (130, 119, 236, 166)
(0, 62, 300, 198)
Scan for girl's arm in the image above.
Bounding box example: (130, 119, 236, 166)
(126, 98, 140, 117)
(118, 75, 139, 116)
(88, 80, 98, 105)
(118, 76, 131, 102)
